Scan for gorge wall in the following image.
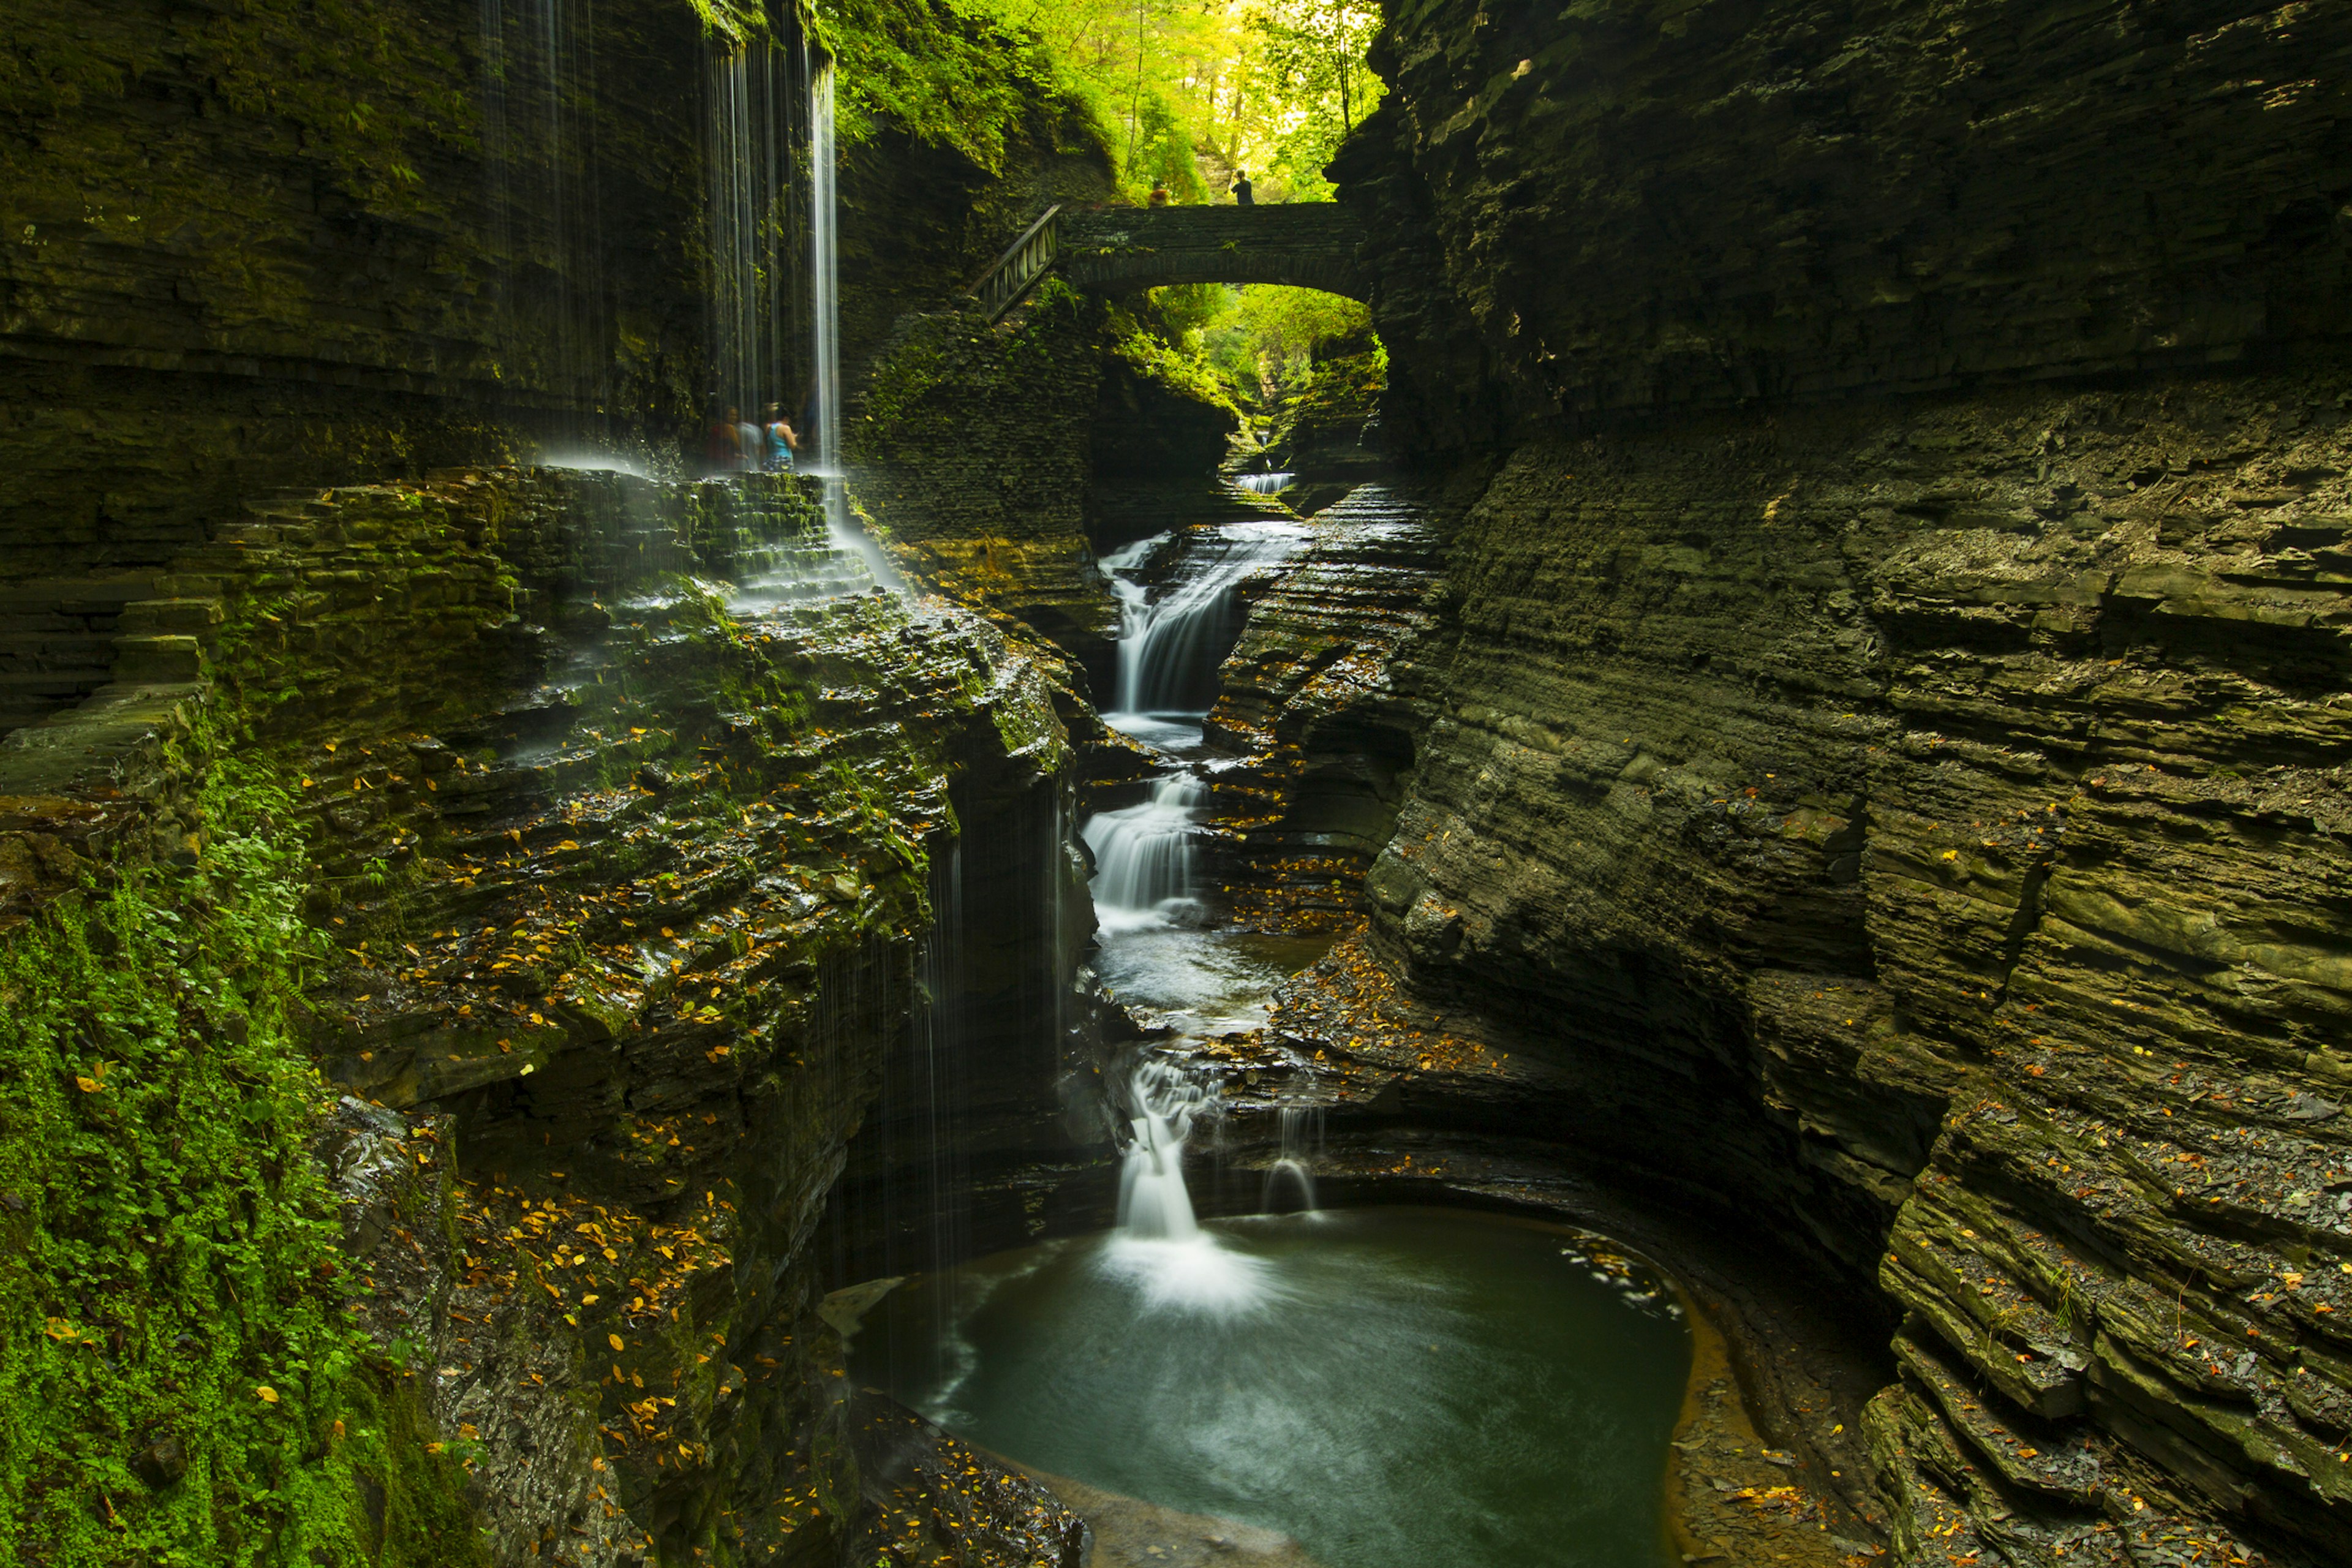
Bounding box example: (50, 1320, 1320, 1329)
(1325, 1, 2352, 1563)
(0, 1, 1132, 1560)
(0, 464, 1096, 1564)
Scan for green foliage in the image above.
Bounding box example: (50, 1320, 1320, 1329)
(818, 0, 1115, 173)
(1240, 0, 1382, 199)
(1125, 89, 1207, 200)
(0, 748, 481, 1562)
(1107, 297, 1247, 420)
(1150, 282, 1377, 417)
(947, 0, 1381, 202)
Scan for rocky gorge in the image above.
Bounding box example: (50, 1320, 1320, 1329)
(5, 1, 2352, 1567)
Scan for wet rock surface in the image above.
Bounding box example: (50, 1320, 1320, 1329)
(1196, 481, 1461, 933)
(4, 462, 1090, 1565)
(1289, 369, 2352, 1562)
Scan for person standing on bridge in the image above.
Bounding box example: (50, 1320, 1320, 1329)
(1148, 180, 1170, 207)
(1233, 169, 1254, 206)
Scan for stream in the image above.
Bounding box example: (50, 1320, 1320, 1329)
(855, 518, 1695, 1567)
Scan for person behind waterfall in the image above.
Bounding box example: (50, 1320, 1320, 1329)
(1234, 170, 1255, 206)
(733, 408, 763, 471)
(764, 403, 797, 473)
(1148, 180, 1170, 208)
(707, 405, 741, 472)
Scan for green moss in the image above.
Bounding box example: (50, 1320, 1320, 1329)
(0, 743, 483, 1563)
(818, 0, 1114, 173)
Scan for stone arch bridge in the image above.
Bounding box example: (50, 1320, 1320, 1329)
(968, 205, 1366, 320)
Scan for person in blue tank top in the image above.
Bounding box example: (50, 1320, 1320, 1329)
(763, 402, 797, 472)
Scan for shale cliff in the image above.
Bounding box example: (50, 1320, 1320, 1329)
(1318, 1, 2352, 1563)
(0, 470, 1093, 1563)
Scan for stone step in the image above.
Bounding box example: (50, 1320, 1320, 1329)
(0, 669, 110, 696)
(116, 597, 225, 636)
(111, 635, 204, 684)
(153, 572, 232, 599)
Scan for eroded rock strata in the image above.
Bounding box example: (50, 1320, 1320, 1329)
(10, 0, 2352, 1562)
(0, 466, 1093, 1562)
(1284, 0, 2352, 1557)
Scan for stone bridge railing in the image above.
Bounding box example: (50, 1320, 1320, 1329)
(965, 204, 1366, 321)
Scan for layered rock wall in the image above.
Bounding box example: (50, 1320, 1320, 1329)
(0, 0, 734, 579)
(1344, 0, 2352, 451)
(0, 465, 1094, 1564)
(1332, 1, 2352, 1560)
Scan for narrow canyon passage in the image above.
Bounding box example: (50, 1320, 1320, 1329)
(4, 3, 2350, 1568)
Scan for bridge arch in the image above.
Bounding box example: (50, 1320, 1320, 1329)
(1058, 206, 1366, 300)
(965, 205, 1368, 320)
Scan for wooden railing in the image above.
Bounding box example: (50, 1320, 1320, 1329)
(964, 205, 1062, 323)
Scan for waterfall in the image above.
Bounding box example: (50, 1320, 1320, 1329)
(704, 38, 792, 453)
(805, 59, 902, 589)
(1102, 522, 1307, 719)
(511, 0, 609, 447)
(1262, 1104, 1322, 1215)
(1234, 471, 1294, 495)
(1082, 774, 1205, 934)
(1104, 1062, 1268, 1310)
(809, 56, 840, 495)
(1116, 1063, 1205, 1242)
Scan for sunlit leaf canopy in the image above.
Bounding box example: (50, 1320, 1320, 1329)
(814, 0, 1384, 421)
(952, 0, 1382, 202)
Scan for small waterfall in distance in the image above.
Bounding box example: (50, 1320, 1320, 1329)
(1262, 1105, 1322, 1215)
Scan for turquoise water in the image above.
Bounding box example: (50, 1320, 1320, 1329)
(854, 1206, 1691, 1568)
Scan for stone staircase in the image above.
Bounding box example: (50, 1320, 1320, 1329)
(0, 510, 282, 797)
(0, 575, 164, 736)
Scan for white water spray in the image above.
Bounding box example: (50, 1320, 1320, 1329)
(1082, 774, 1205, 934)
(1104, 1062, 1267, 1310)
(805, 61, 902, 589)
(1103, 522, 1306, 718)
(1234, 471, 1294, 496)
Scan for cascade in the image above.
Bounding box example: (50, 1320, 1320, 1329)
(704, 37, 794, 447)
(1080, 774, 1205, 935)
(1104, 522, 1306, 720)
(1233, 470, 1294, 496)
(805, 59, 903, 589)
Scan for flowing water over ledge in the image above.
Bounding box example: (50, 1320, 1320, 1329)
(854, 1208, 1692, 1568)
(871, 519, 1695, 1566)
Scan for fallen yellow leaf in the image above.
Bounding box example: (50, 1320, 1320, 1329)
(255, 1386, 279, 1404)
